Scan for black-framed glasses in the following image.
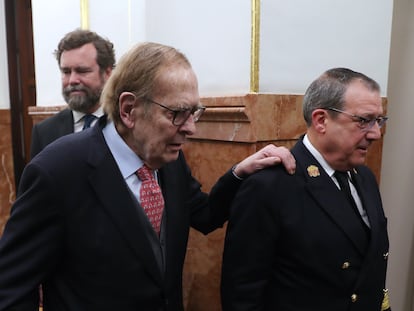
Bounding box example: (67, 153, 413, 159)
(325, 107, 388, 131)
(144, 98, 206, 126)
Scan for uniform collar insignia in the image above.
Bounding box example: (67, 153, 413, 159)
(307, 165, 320, 177)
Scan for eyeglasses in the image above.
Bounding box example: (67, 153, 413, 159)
(144, 98, 206, 126)
(325, 107, 388, 130)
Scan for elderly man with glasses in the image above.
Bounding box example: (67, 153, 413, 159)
(0, 42, 296, 311)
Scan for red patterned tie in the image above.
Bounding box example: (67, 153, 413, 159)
(136, 165, 164, 235)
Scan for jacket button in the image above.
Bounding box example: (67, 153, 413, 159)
(342, 262, 350, 269)
(383, 252, 389, 260)
(351, 294, 358, 302)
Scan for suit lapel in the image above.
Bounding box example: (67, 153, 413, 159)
(293, 141, 369, 255)
(157, 160, 185, 274)
(350, 170, 381, 256)
(57, 108, 75, 135)
(86, 122, 164, 286)
(350, 170, 378, 234)
(349, 169, 388, 288)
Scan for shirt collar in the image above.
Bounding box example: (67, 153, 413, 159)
(303, 134, 335, 178)
(73, 106, 105, 124)
(102, 120, 143, 179)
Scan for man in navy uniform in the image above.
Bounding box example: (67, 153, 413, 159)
(221, 68, 391, 311)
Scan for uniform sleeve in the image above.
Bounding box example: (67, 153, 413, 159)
(221, 169, 280, 311)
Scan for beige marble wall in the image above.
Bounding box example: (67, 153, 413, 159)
(0, 110, 16, 234)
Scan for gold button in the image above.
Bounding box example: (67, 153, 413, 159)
(351, 294, 358, 302)
(342, 262, 350, 269)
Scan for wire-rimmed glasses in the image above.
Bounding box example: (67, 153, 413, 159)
(325, 107, 388, 130)
(144, 98, 206, 126)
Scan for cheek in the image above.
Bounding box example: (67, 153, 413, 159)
(145, 126, 172, 149)
(62, 76, 69, 86)
(341, 137, 358, 152)
(83, 77, 99, 89)
(154, 119, 178, 137)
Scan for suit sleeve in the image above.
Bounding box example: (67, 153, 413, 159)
(185, 165, 243, 234)
(0, 162, 64, 310)
(221, 168, 280, 311)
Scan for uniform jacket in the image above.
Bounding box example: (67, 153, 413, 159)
(0, 116, 241, 311)
(221, 138, 390, 311)
(30, 108, 74, 159)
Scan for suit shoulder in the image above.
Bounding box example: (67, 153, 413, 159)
(355, 165, 374, 174)
(246, 165, 292, 186)
(31, 130, 102, 168)
(355, 165, 377, 181)
(33, 108, 72, 129)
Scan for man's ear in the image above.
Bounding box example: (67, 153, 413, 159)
(119, 92, 137, 129)
(312, 109, 328, 133)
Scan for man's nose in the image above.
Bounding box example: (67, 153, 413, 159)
(366, 121, 382, 140)
(179, 114, 196, 135)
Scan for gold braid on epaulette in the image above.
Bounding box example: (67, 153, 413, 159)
(381, 288, 390, 311)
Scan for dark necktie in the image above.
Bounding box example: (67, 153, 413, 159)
(136, 165, 164, 236)
(334, 171, 370, 233)
(82, 114, 96, 130)
(334, 171, 355, 206)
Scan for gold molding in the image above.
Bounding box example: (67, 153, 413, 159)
(250, 0, 261, 93)
(80, 0, 89, 29)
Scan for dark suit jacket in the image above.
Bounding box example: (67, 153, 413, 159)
(221, 139, 389, 311)
(0, 116, 241, 311)
(30, 108, 74, 159)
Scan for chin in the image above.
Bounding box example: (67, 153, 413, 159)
(351, 158, 366, 167)
(164, 152, 180, 163)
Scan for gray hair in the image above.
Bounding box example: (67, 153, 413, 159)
(101, 42, 191, 125)
(302, 68, 380, 126)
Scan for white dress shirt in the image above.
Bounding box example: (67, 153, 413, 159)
(303, 135, 370, 227)
(73, 106, 104, 132)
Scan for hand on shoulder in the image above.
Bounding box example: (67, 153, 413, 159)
(233, 144, 296, 178)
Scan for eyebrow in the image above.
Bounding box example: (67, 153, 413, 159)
(60, 65, 93, 71)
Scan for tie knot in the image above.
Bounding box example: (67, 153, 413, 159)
(334, 170, 349, 180)
(334, 171, 351, 192)
(136, 165, 154, 181)
(83, 114, 96, 130)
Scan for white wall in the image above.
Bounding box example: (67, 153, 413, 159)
(89, 0, 146, 58)
(0, 0, 9, 109)
(31, 0, 147, 107)
(146, 0, 252, 97)
(260, 0, 393, 96)
(31, 0, 393, 106)
(382, 0, 414, 310)
(32, 0, 252, 105)
(31, 0, 82, 106)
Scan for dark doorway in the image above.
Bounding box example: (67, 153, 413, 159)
(5, 0, 36, 187)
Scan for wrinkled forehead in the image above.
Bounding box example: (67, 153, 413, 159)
(155, 65, 199, 93)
